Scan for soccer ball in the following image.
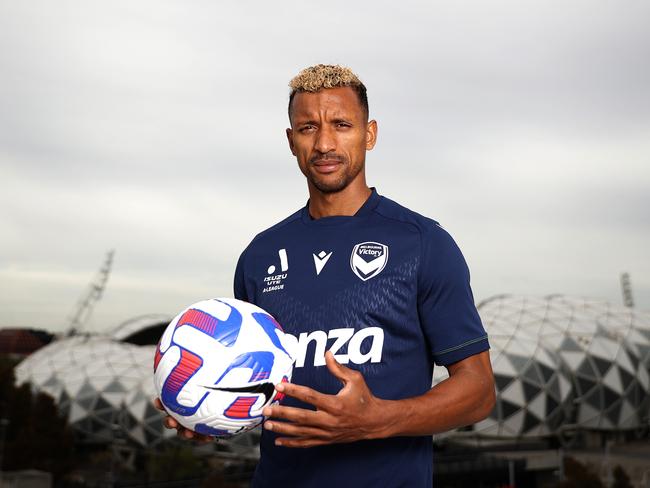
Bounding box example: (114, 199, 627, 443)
(153, 298, 294, 438)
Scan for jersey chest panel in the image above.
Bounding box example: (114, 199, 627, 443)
(243, 224, 434, 399)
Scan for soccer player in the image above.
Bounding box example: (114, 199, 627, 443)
(159, 64, 495, 487)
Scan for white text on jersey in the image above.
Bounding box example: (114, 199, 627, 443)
(292, 327, 384, 368)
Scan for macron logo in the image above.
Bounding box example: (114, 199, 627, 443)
(312, 251, 333, 276)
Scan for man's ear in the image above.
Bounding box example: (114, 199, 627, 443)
(366, 120, 378, 150)
(286, 128, 296, 156)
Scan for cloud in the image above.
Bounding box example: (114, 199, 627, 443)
(1, 0, 648, 330)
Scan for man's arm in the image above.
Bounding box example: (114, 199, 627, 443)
(262, 350, 495, 448)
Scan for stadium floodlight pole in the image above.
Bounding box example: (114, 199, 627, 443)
(66, 249, 115, 336)
(620, 272, 634, 308)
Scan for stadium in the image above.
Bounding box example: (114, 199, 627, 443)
(6, 294, 650, 487)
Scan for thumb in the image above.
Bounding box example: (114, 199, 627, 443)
(324, 350, 354, 384)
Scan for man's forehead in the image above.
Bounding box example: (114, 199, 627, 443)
(291, 87, 363, 119)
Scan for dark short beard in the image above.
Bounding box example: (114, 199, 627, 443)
(307, 162, 363, 194)
(310, 175, 349, 194)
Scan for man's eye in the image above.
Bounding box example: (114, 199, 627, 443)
(336, 123, 351, 129)
(299, 126, 316, 133)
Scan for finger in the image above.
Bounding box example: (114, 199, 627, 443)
(264, 420, 330, 439)
(263, 404, 327, 426)
(274, 436, 332, 448)
(163, 416, 179, 429)
(153, 397, 165, 411)
(274, 382, 336, 410)
(324, 350, 355, 385)
(160, 410, 212, 443)
(154, 398, 182, 431)
(177, 426, 212, 443)
(194, 432, 215, 443)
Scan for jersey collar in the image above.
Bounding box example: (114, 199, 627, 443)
(301, 188, 381, 226)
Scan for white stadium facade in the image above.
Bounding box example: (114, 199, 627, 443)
(14, 314, 262, 459)
(14, 295, 650, 453)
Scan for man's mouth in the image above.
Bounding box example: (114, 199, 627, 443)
(311, 154, 345, 174)
(312, 160, 342, 173)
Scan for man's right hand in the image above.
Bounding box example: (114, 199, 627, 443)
(153, 397, 213, 443)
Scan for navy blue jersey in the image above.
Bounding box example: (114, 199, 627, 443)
(234, 189, 488, 488)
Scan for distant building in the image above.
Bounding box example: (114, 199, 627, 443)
(434, 295, 650, 440)
(12, 295, 650, 475)
(0, 469, 52, 488)
(14, 313, 261, 460)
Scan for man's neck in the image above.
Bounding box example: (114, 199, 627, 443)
(307, 183, 372, 219)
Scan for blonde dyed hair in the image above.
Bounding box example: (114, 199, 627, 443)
(288, 64, 368, 119)
(290, 64, 362, 92)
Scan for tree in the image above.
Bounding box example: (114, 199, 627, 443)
(0, 354, 75, 481)
(146, 445, 204, 482)
(557, 457, 604, 488)
(612, 465, 633, 488)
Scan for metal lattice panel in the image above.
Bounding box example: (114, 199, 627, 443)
(14, 331, 260, 457)
(461, 295, 650, 438)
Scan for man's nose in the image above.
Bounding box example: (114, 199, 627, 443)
(314, 126, 336, 154)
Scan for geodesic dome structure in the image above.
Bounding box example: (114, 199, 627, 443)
(472, 328, 574, 437)
(464, 295, 650, 439)
(14, 335, 174, 446)
(110, 314, 171, 345)
(14, 295, 650, 448)
(14, 316, 263, 457)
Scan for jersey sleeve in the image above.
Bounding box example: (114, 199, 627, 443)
(233, 248, 249, 302)
(417, 224, 489, 366)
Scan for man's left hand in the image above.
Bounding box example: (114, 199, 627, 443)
(262, 350, 386, 448)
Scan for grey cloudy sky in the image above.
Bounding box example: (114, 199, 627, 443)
(1, 0, 649, 333)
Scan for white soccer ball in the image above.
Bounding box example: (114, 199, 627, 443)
(153, 298, 295, 438)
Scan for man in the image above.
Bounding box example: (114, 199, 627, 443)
(161, 64, 495, 487)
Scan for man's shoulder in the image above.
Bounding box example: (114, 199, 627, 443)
(246, 208, 303, 248)
(374, 193, 445, 239)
